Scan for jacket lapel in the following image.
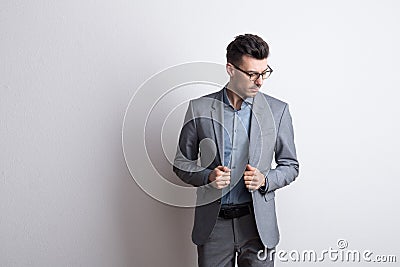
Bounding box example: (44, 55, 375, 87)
(210, 89, 276, 168)
(249, 92, 276, 168)
(211, 89, 225, 165)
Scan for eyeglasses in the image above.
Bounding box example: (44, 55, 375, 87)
(231, 63, 273, 81)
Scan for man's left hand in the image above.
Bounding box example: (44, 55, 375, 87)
(244, 164, 265, 191)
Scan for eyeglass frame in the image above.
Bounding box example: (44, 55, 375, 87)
(230, 63, 273, 81)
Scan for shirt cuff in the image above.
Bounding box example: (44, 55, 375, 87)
(258, 175, 268, 195)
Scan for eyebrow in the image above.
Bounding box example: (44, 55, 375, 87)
(247, 67, 269, 73)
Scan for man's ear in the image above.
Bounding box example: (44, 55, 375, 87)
(226, 63, 234, 77)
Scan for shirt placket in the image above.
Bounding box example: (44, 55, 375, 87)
(228, 111, 240, 203)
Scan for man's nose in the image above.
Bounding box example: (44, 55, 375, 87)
(254, 75, 263, 86)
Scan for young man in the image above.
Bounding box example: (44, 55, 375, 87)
(173, 34, 299, 267)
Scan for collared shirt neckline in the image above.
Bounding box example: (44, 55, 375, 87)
(223, 87, 253, 109)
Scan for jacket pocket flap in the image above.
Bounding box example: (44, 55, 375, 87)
(264, 191, 275, 202)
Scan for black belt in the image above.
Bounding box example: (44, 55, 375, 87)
(218, 203, 252, 219)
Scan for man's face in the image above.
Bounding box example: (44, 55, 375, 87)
(226, 55, 268, 99)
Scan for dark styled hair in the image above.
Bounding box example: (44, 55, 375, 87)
(226, 34, 270, 65)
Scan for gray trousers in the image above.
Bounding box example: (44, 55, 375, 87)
(197, 212, 274, 267)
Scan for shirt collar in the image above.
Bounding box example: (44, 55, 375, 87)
(223, 87, 254, 108)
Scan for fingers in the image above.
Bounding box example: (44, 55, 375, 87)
(244, 164, 258, 179)
(215, 166, 230, 175)
(246, 164, 256, 171)
(244, 178, 258, 190)
(214, 178, 230, 188)
(217, 165, 231, 172)
(244, 176, 254, 185)
(210, 164, 263, 190)
(213, 177, 230, 189)
(211, 166, 231, 189)
(215, 169, 231, 179)
(244, 170, 255, 178)
(244, 165, 262, 190)
(212, 166, 262, 190)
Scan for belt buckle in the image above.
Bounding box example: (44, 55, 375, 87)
(223, 208, 234, 218)
(220, 204, 250, 219)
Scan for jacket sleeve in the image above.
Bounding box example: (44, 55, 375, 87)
(264, 103, 299, 192)
(172, 100, 212, 187)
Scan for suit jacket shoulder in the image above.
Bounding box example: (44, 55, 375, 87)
(188, 90, 223, 114)
(262, 93, 288, 110)
(192, 90, 221, 103)
(190, 89, 289, 116)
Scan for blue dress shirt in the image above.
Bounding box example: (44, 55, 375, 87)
(221, 88, 253, 205)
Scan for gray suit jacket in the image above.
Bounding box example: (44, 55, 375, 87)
(173, 88, 299, 248)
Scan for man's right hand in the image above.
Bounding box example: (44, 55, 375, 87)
(208, 166, 231, 189)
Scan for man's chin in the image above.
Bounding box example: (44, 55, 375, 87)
(247, 88, 259, 96)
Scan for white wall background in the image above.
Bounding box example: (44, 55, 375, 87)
(1, 0, 400, 266)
